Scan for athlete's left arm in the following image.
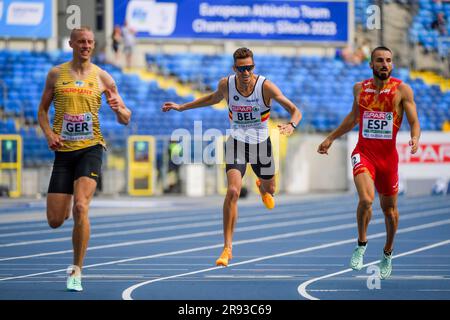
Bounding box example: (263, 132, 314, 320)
(400, 83, 420, 154)
(263, 80, 302, 136)
(99, 70, 132, 125)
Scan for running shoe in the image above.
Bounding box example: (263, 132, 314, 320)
(349, 244, 367, 270)
(215, 247, 232, 267)
(256, 179, 275, 210)
(379, 252, 393, 279)
(66, 274, 83, 292)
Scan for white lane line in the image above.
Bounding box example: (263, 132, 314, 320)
(0, 268, 50, 271)
(0, 208, 187, 231)
(0, 245, 226, 282)
(393, 264, 450, 266)
(82, 275, 148, 279)
(230, 268, 321, 272)
(1, 206, 449, 263)
(0, 212, 361, 258)
(2, 201, 449, 252)
(0, 195, 443, 236)
(71, 268, 187, 271)
(205, 275, 295, 279)
(0, 200, 354, 238)
(418, 289, 450, 291)
(0, 219, 368, 281)
(121, 219, 450, 300)
(384, 269, 450, 272)
(355, 275, 450, 280)
(0, 208, 356, 247)
(0, 196, 359, 230)
(256, 264, 343, 266)
(0, 264, 68, 266)
(118, 264, 211, 266)
(297, 239, 450, 300)
(0, 196, 373, 244)
(1, 216, 449, 298)
(0, 201, 277, 238)
(309, 289, 360, 292)
(0, 214, 212, 238)
(0, 206, 183, 225)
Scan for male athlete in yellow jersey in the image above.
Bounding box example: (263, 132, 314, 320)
(162, 48, 302, 267)
(37, 27, 131, 291)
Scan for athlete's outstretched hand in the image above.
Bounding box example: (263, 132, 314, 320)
(409, 136, 419, 154)
(162, 102, 183, 112)
(277, 123, 294, 136)
(317, 138, 332, 155)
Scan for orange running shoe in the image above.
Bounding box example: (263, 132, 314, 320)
(215, 247, 232, 267)
(256, 179, 275, 210)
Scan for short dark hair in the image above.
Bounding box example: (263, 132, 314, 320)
(370, 46, 392, 62)
(233, 47, 253, 63)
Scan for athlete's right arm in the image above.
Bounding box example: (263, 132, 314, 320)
(317, 82, 361, 155)
(161, 78, 227, 112)
(37, 67, 64, 151)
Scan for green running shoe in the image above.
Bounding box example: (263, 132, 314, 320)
(350, 245, 367, 270)
(66, 274, 83, 292)
(379, 253, 393, 280)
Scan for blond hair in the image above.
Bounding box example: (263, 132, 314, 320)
(70, 26, 94, 41)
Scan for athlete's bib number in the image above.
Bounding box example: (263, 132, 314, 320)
(237, 113, 257, 121)
(362, 111, 393, 139)
(61, 112, 94, 141)
(351, 153, 361, 168)
(232, 105, 261, 127)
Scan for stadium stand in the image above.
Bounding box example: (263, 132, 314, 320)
(0, 48, 449, 165)
(409, 0, 450, 57)
(145, 52, 450, 132)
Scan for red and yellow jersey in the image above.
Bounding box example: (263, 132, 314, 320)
(355, 77, 403, 160)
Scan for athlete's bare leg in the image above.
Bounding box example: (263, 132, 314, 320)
(72, 177, 97, 273)
(47, 194, 72, 228)
(354, 172, 375, 243)
(222, 169, 242, 249)
(379, 193, 399, 253)
(258, 176, 276, 195)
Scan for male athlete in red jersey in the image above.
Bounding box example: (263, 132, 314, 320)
(317, 47, 420, 279)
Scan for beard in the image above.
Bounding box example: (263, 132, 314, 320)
(373, 68, 392, 80)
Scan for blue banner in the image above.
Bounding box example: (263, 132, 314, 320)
(114, 0, 350, 43)
(0, 0, 53, 39)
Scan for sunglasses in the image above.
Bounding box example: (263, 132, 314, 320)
(235, 65, 254, 73)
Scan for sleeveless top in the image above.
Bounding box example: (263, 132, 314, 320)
(356, 77, 403, 159)
(53, 62, 105, 152)
(228, 75, 270, 144)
